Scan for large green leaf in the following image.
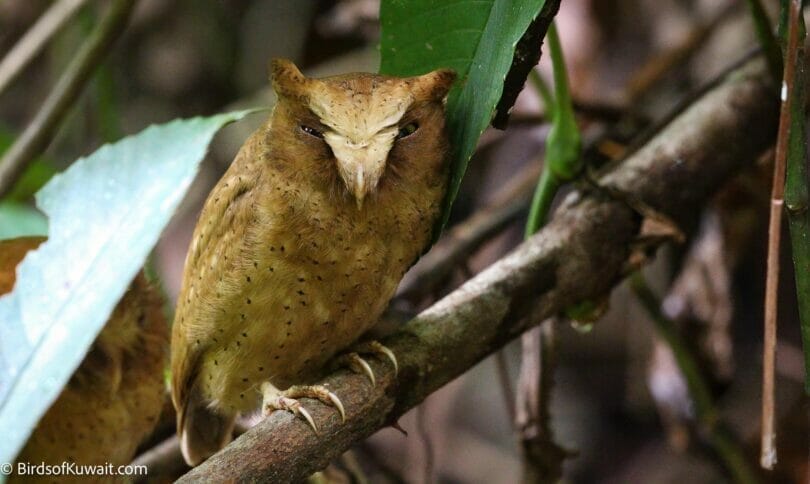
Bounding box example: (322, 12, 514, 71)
(0, 110, 253, 467)
(380, 0, 548, 232)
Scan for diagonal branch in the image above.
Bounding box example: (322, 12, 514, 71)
(175, 57, 777, 484)
(0, 0, 138, 198)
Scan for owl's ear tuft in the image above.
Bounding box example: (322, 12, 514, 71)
(270, 58, 311, 100)
(410, 69, 457, 102)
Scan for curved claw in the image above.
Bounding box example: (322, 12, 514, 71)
(297, 405, 318, 433)
(326, 390, 346, 422)
(370, 341, 398, 375)
(351, 354, 376, 386)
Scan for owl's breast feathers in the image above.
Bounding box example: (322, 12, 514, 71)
(172, 128, 444, 417)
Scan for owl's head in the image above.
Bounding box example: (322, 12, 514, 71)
(269, 59, 456, 208)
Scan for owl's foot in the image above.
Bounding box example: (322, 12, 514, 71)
(261, 382, 345, 433)
(338, 341, 398, 386)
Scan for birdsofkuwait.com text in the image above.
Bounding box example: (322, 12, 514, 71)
(9, 461, 147, 477)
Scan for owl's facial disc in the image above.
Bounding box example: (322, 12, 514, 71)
(323, 128, 398, 208)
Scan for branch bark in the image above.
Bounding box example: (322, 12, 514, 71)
(176, 57, 777, 483)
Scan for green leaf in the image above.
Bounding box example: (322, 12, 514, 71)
(0, 110, 254, 467)
(779, 0, 810, 392)
(0, 202, 48, 240)
(380, 0, 549, 234)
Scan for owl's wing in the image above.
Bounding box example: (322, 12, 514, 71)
(171, 136, 263, 422)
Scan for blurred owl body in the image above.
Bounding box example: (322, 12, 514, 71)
(171, 60, 455, 465)
(2, 237, 168, 483)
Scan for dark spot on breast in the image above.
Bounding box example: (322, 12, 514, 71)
(258, 366, 264, 372)
(242, 332, 248, 338)
(247, 298, 252, 304)
(246, 276, 251, 282)
(242, 378, 248, 382)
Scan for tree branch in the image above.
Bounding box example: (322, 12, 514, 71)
(176, 57, 777, 483)
(0, 0, 90, 95)
(0, 0, 138, 198)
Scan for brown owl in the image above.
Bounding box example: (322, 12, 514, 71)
(3, 237, 168, 483)
(171, 59, 455, 465)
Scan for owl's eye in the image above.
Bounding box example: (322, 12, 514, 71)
(300, 125, 324, 139)
(397, 122, 419, 139)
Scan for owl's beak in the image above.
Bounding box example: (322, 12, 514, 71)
(353, 168, 367, 209)
(342, 159, 382, 209)
(325, 132, 394, 209)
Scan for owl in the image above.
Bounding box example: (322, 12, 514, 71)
(2, 237, 168, 483)
(171, 59, 456, 465)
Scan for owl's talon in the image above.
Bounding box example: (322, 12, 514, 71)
(261, 383, 346, 431)
(346, 353, 376, 386)
(368, 341, 398, 375)
(326, 390, 346, 422)
(263, 395, 319, 433)
(297, 405, 318, 433)
(336, 341, 399, 385)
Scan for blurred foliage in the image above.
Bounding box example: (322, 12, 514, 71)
(0, 110, 253, 469)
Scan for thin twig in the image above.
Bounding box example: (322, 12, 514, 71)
(0, 0, 138, 198)
(0, 0, 89, 95)
(761, 0, 803, 470)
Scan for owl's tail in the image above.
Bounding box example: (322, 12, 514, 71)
(178, 387, 235, 466)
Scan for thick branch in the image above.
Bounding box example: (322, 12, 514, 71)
(177, 58, 777, 483)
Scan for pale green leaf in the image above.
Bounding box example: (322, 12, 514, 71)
(0, 110, 254, 467)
